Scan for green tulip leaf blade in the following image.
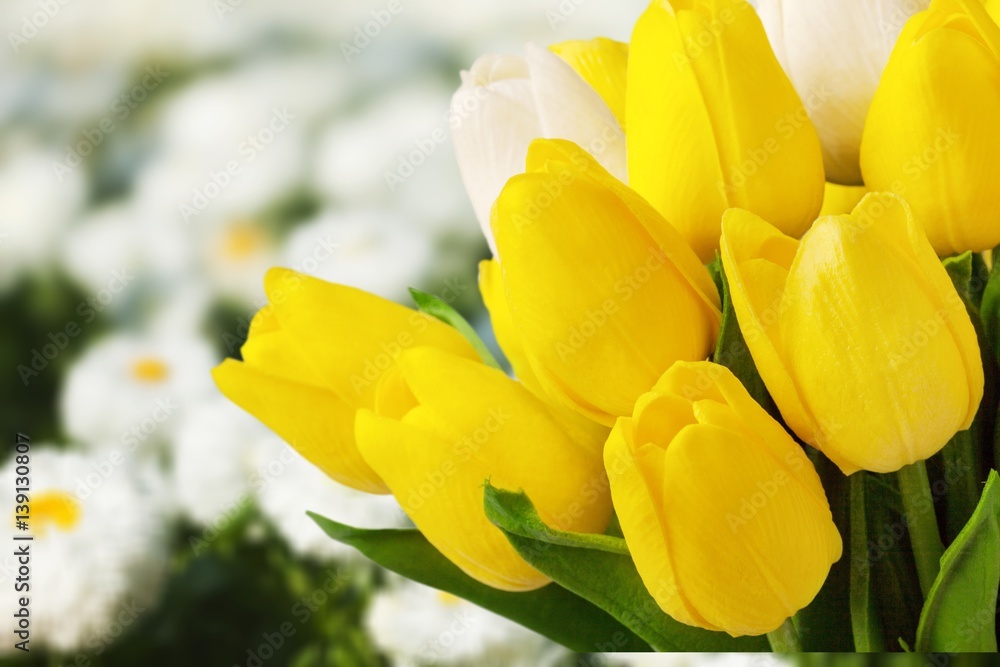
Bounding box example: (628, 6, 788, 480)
(483, 482, 769, 652)
(914, 469, 1000, 652)
(484, 483, 629, 555)
(306, 512, 650, 652)
(408, 287, 502, 370)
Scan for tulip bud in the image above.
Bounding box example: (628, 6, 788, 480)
(451, 43, 626, 254)
(720, 193, 984, 474)
(490, 138, 722, 426)
(355, 347, 612, 591)
(861, 0, 1000, 255)
(627, 0, 825, 262)
(212, 268, 479, 493)
(605, 360, 842, 636)
(757, 0, 929, 185)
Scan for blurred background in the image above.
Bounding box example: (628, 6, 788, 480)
(0, 0, 723, 664)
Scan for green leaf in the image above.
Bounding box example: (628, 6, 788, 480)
(484, 485, 630, 555)
(796, 452, 854, 651)
(711, 261, 774, 413)
(408, 287, 502, 370)
(915, 470, 1000, 652)
(980, 249, 1000, 363)
(483, 483, 769, 652)
(307, 512, 651, 652)
(849, 472, 885, 651)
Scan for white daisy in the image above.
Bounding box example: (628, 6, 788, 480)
(281, 209, 433, 303)
(59, 333, 217, 452)
(171, 396, 283, 526)
(0, 142, 86, 291)
(0, 447, 168, 654)
(254, 447, 407, 561)
(366, 577, 563, 667)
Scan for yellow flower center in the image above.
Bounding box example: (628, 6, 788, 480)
(131, 357, 169, 382)
(221, 223, 266, 261)
(23, 491, 81, 536)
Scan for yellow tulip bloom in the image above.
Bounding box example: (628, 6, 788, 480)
(550, 38, 629, 126)
(605, 361, 842, 636)
(212, 268, 479, 493)
(720, 193, 983, 474)
(627, 0, 825, 262)
(491, 138, 722, 426)
(861, 0, 1000, 256)
(356, 347, 612, 591)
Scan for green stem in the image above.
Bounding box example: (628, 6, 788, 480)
(896, 460, 944, 598)
(766, 617, 802, 652)
(849, 472, 885, 651)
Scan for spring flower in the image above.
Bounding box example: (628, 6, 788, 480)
(627, 0, 825, 262)
(861, 0, 1000, 255)
(451, 42, 627, 252)
(0, 448, 167, 653)
(212, 268, 479, 493)
(355, 347, 612, 591)
(757, 0, 929, 184)
(720, 192, 983, 474)
(604, 361, 842, 636)
(490, 138, 721, 426)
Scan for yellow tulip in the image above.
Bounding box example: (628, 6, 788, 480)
(491, 138, 722, 426)
(605, 360, 842, 636)
(212, 268, 479, 493)
(356, 347, 612, 591)
(720, 193, 983, 474)
(550, 38, 629, 126)
(627, 0, 825, 262)
(860, 0, 1000, 255)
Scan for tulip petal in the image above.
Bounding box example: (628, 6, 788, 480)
(549, 38, 629, 126)
(661, 422, 840, 635)
(356, 408, 549, 591)
(861, 0, 1000, 254)
(478, 258, 543, 395)
(720, 209, 827, 462)
(493, 150, 720, 423)
(525, 44, 627, 183)
(819, 183, 868, 217)
(213, 359, 388, 493)
(604, 419, 708, 628)
(452, 69, 543, 253)
(263, 268, 478, 410)
(393, 347, 611, 526)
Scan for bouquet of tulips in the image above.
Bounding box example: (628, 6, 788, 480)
(213, 0, 1000, 653)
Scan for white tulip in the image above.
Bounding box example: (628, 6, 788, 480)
(757, 0, 929, 184)
(450, 43, 627, 253)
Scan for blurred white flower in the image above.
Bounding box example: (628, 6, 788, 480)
(311, 83, 474, 236)
(0, 447, 168, 654)
(451, 44, 626, 253)
(133, 62, 322, 229)
(366, 578, 560, 667)
(202, 217, 279, 306)
(756, 0, 929, 184)
(281, 209, 433, 302)
(0, 143, 86, 290)
(59, 333, 217, 450)
(255, 448, 406, 561)
(171, 397, 283, 526)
